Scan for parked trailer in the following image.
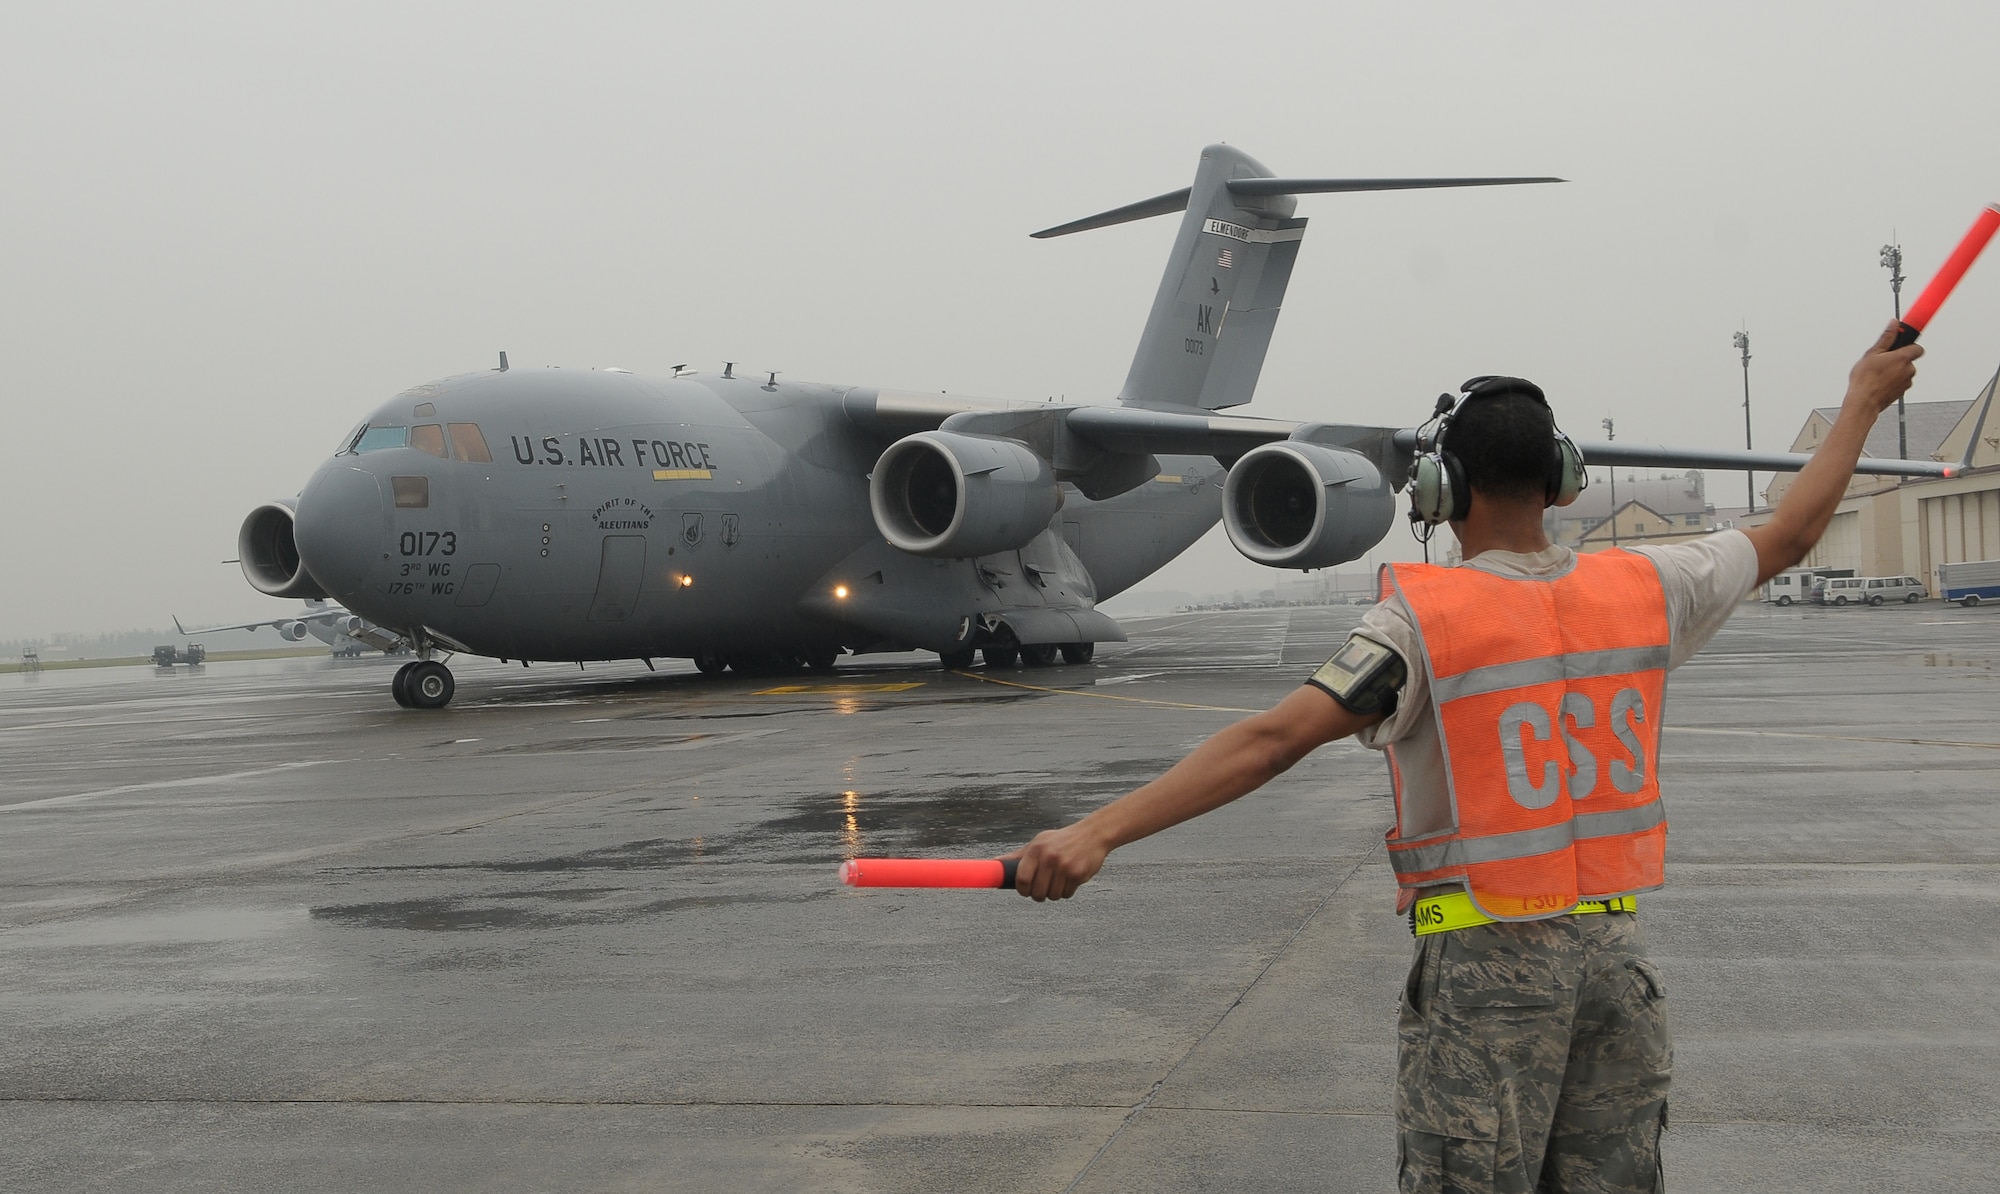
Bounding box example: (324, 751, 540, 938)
(1939, 559, 2000, 607)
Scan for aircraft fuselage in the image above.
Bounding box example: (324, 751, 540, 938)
(290, 368, 1222, 665)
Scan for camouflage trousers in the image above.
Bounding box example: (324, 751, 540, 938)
(1396, 911, 1670, 1193)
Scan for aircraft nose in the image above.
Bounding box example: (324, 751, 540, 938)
(293, 463, 389, 599)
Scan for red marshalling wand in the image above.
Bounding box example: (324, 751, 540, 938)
(1891, 203, 2000, 348)
(840, 858, 1020, 889)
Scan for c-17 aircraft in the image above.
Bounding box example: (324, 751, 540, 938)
(233, 145, 1951, 708)
(174, 599, 405, 658)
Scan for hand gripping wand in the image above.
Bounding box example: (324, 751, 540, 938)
(1890, 203, 2000, 348)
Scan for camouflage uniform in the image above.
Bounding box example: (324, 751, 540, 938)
(1395, 910, 1671, 1193)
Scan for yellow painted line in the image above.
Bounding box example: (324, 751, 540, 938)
(753, 683, 926, 695)
(653, 468, 713, 480)
(1671, 726, 2000, 752)
(1153, 474, 1184, 483)
(951, 670, 1259, 713)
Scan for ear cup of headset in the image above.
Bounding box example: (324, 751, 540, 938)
(1409, 451, 1469, 525)
(1549, 434, 1587, 508)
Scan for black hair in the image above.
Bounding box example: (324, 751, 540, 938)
(1449, 391, 1557, 504)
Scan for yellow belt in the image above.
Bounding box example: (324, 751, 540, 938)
(1411, 890, 1637, 936)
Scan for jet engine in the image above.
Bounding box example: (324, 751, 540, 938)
(869, 431, 1062, 558)
(238, 500, 331, 600)
(279, 621, 309, 641)
(1222, 442, 1395, 570)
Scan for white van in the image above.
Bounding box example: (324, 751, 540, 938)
(1859, 575, 1926, 605)
(1814, 576, 1868, 606)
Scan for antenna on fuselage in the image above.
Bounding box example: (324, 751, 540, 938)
(723, 362, 735, 379)
(764, 371, 779, 391)
(672, 364, 688, 377)
(494, 351, 509, 372)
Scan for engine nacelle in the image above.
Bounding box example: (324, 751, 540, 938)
(869, 431, 1062, 558)
(279, 621, 309, 641)
(1222, 442, 1395, 570)
(238, 501, 331, 600)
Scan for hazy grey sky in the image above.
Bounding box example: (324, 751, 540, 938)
(5, 1, 1998, 640)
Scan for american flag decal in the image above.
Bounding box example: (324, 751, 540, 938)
(1217, 248, 1234, 269)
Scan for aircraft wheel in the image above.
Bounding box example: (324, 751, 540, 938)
(1776, 595, 1792, 607)
(939, 648, 976, 669)
(405, 660, 455, 709)
(803, 647, 840, 671)
(1060, 642, 1095, 665)
(693, 654, 726, 675)
(1869, 594, 1885, 606)
(982, 645, 1019, 668)
(391, 661, 417, 707)
(1020, 643, 1059, 667)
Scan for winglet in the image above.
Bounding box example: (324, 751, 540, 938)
(173, 615, 187, 636)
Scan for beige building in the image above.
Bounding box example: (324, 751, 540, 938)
(1748, 366, 2000, 591)
(1576, 500, 1714, 549)
(1549, 472, 1712, 548)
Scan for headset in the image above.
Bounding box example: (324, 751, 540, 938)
(1406, 375, 1587, 533)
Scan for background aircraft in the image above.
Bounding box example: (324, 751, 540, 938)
(175, 599, 405, 658)
(231, 145, 1950, 709)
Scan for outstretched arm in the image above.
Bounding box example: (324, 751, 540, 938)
(1007, 686, 1379, 901)
(1745, 323, 1923, 585)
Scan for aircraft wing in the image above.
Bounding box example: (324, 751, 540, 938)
(1565, 440, 1956, 478)
(172, 606, 359, 637)
(844, 393, 1957, 491)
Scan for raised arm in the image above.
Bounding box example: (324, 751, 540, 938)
(1007, 686, 1379, 901)
(1745, 322, 1924, 585)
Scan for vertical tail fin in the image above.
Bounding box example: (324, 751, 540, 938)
(1046, 144, 1302, 412)
(1032, 146, 1562, 413)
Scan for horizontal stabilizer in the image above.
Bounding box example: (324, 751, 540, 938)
(1031, 176, 1563, 238)
(1032, 188, 1192, 239)
(1226, 176, 1564, 198)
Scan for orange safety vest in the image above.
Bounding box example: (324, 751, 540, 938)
(1381, 551, 1671, 921)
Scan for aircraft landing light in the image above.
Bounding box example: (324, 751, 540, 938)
(677, 574, 694, 588)
(753, 683, 926, 695)
(833, 585, 850, 600)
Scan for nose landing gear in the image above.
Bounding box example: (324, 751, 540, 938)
(392, 659, 456, 709)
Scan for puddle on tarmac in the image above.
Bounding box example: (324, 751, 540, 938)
(16, 907, 305, 947)
(311, 889, 826, 933)
(478, 734, 712, 754)
(309, 758, 1158, 931)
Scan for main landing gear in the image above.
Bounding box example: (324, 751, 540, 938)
(392, 659, 455, 709)
(939, 641, 1095, 670)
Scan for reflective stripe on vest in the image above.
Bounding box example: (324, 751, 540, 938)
(1381, 551, 1672, 921)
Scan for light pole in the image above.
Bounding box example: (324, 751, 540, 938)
(1734, 330, 1754, 511)
(1881, 241, 1907, 459)
(1601, 417, 1618, 546)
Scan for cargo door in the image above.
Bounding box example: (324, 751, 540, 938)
(588, 535, 647, 622)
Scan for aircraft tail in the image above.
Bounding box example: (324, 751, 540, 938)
(1033, 145, 1561, 412)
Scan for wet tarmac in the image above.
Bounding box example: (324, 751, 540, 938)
(4, 602, 1998, 1192)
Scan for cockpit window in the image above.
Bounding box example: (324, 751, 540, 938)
(410, 424, 447, 458)
(337, 422, 367, 455)
(354, 425, 409, 453)
(448, 423, 492, 463)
